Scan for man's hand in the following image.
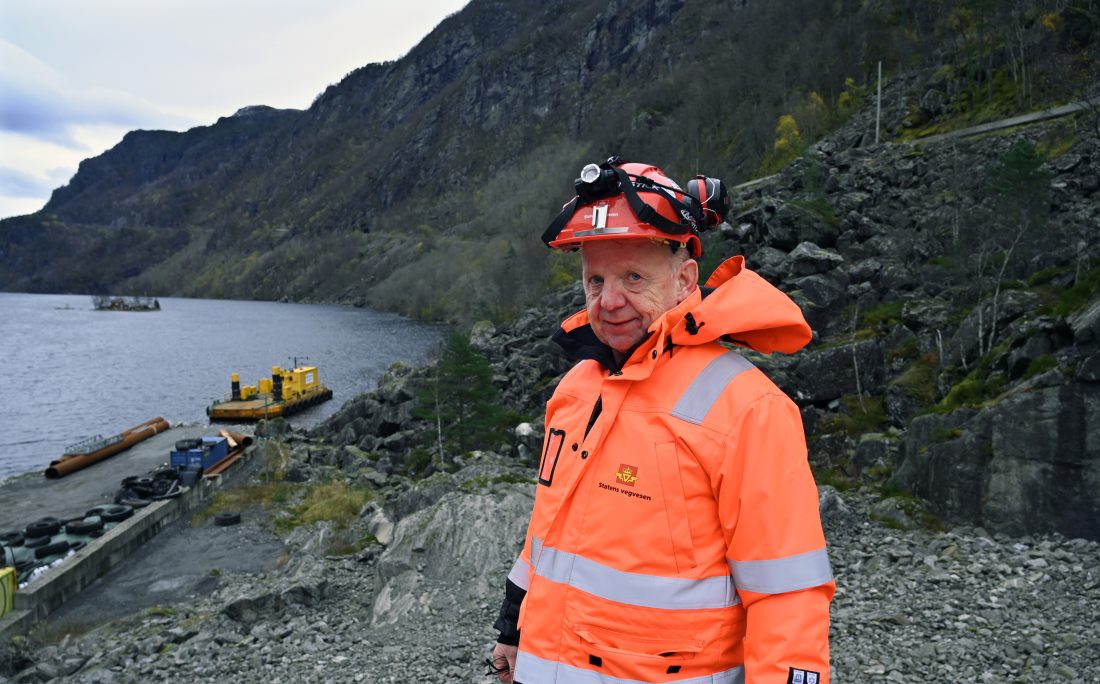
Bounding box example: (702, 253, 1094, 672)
(490, 643, 518, 683)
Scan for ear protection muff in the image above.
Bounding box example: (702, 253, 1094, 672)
(685, 176, 731, 228)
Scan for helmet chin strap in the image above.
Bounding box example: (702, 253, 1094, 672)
(540, 195, 579, 247)
(610, 166, 700, 236)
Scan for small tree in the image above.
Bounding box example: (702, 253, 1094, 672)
(972, 140, 1051, 355)
(415, 332, 509, 465)
(761, 114, 805, 175)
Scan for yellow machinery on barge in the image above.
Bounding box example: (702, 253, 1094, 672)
(207, 363, 333, 421)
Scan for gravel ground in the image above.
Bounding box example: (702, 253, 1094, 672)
(46, 508, 286, 631)
(3, 488, 1099, 683)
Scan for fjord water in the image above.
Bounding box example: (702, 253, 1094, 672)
(0, 293, 446, 480)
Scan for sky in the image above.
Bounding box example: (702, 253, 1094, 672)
(0, 0, 469, 220)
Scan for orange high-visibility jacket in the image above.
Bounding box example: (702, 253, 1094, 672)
(503, 256, 835, 684)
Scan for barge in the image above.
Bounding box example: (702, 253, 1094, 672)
(207, 364, 332, 422)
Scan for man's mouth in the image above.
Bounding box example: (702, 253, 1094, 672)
(602, 319, 636, 331)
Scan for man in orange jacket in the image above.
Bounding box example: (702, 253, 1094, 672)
(491, 158, 834, 684)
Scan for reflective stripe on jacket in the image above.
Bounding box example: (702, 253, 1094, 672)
(509, 256, 835, 683)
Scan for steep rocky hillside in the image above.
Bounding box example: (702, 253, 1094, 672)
(2, 0, 1096, 324)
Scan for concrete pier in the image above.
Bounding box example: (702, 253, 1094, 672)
(0, 426, 211, 533)
(0, 425, 257, 639)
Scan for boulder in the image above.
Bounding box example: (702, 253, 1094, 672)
(364, 504, 396, 546)
(760, 204, 803, 250)
(790, 273, 849, 332)
(746, 245, 790, 283)
(872, 263, 917, 291)
(791, 340, 886, 404)
(1005, 333, 1055, 379)
(817, 485, 850, 517)
(884, 383, 926, 428)
(789, 242, 845, 276)
(901, 299, 953, 332)
(846, 257, 883, 283)
(850, 432, 897, 477)
(871, 497, 917, 530)
(919, 88, 947, 116)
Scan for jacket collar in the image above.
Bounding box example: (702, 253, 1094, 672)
(551, 287, 703, 378)
(551, 255, 812, 375)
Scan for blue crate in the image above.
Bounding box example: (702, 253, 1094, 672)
(169, 437, 230, 471)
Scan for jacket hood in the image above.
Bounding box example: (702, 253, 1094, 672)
(554, 255, 811, 371)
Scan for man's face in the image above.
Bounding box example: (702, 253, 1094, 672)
(581, 239, 698, 358)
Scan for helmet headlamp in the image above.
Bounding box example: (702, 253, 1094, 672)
(575, 157, 623, 202)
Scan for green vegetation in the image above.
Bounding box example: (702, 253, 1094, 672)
(899, 65, 1028, 142)
(192, 483, 290, 527)
(1036, 121, 1077, 160)
(760, 85, 865, 177)
(886, 337, 920, 364)
(404, 448, 434, 477)
(146, 606, 177, 618)
(1051, 264, 1100, 316)
(1023, 354, 1058, 380)
(931, 427, 964, 442)
(192, 438, 371, 542)
(291, 481, 372, 529)
(788, 195, 839, 228)
(892, 351, 939, 406)
(415, 333, 521, 464)
(934, 338, 1011, 413)
(1027, 265, 1070, 287)
(878, 477, 908, 499)
(861, 302, 904, 329)
(760, 114, 805, 175)
(816, 395, 887, 437)
(987, 141, 1051, 202)
(937, 373, 1004, 412)
(812, 466, 853, 492)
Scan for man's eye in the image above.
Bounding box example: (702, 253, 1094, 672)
(588, 276, 603, 287)
(625, 272, 642, 282)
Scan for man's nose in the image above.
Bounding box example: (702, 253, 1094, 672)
(600, 280, 626, 309)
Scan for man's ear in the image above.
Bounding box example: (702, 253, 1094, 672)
(675, 258, 699, 303)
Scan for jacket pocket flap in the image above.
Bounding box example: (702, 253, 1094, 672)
(573, 623, 703, 658)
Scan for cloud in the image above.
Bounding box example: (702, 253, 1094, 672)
(0, 165, 57, 198)
(47, 166, 75, 182)
(0, 40, 196, 148)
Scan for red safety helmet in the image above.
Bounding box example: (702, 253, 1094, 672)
(541, 157, 729, 259)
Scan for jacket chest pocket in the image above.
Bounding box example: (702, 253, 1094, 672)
(655, 441, 696, 573)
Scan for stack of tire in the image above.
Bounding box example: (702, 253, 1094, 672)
(0, 505, 134, 584)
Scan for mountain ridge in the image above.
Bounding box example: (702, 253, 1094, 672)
(1, 0, 1096, 323)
